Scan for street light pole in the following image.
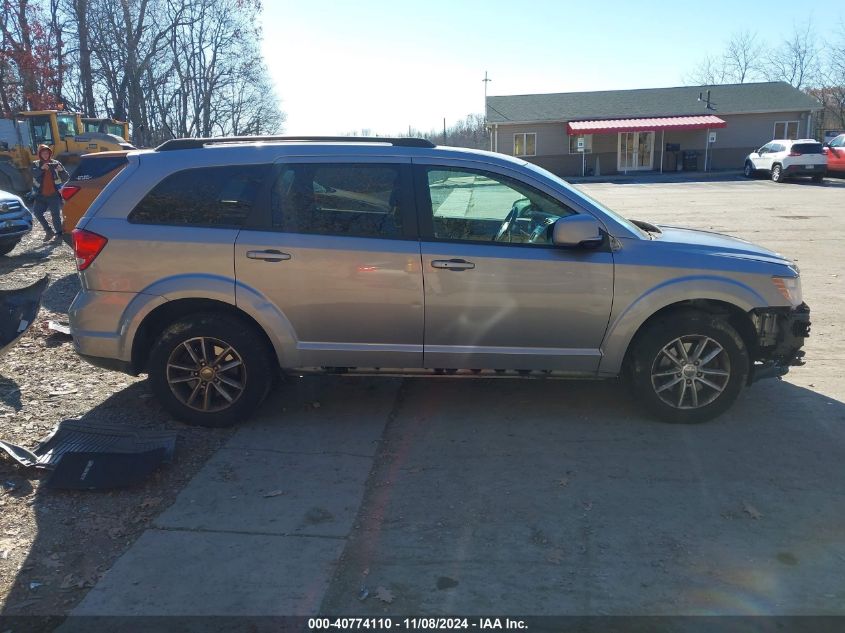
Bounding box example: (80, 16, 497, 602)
(483, 71, 492, 150)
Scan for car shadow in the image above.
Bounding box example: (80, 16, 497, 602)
(0, 374, 22, 411)
(40, 273, 79, 315)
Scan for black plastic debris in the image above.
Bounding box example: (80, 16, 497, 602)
(0, 275, 49, 358)
(0, 420, 177, 490)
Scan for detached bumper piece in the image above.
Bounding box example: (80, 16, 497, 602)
(750, 303, 811, 383)
(0, 420, 177, 490)
(0, 275, 49, 358)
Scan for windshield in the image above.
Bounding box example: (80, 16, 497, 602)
(56, 113, 78, 138)
(522, 161, 648, 238)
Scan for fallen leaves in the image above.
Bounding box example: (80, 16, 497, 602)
(374, 586, 394, 604)
(742, 501, 763, 520)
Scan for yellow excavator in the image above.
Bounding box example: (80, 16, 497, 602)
(0, 110, 133, 194)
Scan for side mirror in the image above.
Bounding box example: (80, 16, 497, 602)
(552, 215, 603, 248)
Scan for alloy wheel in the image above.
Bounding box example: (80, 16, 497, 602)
(650, 335, 731, 410)
(166, 336, 246, 412)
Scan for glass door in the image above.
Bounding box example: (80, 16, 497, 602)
(617, 131, 655, 171)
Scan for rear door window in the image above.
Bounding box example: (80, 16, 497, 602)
(69, 155, 128, 181)
(791, 143, 823, 154)
(270, 163, 404, 239)
(129, 164, 271, 227)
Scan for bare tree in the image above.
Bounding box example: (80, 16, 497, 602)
(685, 54, 729, 86)
(762, 22, 820, 90)
(685, 31, 762, 85)
(817, 26, 845, 130)
(724, 30, 762, 84)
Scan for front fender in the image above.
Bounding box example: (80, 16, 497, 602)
(598, 275, 767, 375)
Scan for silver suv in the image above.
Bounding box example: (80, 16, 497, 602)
(68, 136, 810, 426)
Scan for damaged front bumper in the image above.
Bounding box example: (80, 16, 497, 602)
(749, 302, 811, 383)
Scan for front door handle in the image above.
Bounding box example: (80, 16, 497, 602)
(431, 258, 475, 271)
(246, 249, 291, 262)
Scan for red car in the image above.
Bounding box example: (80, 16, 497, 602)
(824, 134, 845, 175)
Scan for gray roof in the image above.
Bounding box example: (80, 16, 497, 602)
(486, 82, 821, 124)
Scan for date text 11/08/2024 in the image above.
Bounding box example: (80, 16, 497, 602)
(308, 618, 528, 630)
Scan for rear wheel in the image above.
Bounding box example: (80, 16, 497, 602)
(628, 311, 749, 423)
(743, 161, 755, 178)
(148, 312, 275, 427)
(771, 164, 784, 182)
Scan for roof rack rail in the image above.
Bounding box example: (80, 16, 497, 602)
(155, 136, 436, 151)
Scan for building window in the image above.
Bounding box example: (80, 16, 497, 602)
(773, 121, 799, 140)
(569, 134, 593, 154)
(513, 133, 536, 157)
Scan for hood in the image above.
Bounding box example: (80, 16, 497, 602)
(655, 224, 792, 267)
(37, 144, 53, 160)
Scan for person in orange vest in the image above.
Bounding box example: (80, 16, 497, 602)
(30, 144, 70, 241)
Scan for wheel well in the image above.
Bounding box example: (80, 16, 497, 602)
(131, 298, 277, 373)
(622, 299, 757, 371)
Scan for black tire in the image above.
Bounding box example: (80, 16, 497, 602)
(743, 161, 755, 178)
(771, 164, 784, 182)
(628, 311, 749, 424)
(0, 240, 19, 256)
(811, 174, 823, 183)
(148, 312, 275, 427)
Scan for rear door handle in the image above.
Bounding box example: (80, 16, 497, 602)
(431, 258, 475, 271)
(246, 249, 291, 262)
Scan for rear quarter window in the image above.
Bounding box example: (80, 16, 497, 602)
(129, 164, 271, 228)
(69, 155, 128, 181)
(791, 143, 823, 154)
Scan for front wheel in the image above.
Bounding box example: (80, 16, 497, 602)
(148, 312, 275, 427)
(771, 164, 784, 182)
(628, 312, 749, 423)
(743, 161, 755, 178)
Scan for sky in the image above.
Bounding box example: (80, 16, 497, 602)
(261, 1, 844, 136)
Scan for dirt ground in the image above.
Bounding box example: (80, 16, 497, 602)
(0, 229, 233, 623)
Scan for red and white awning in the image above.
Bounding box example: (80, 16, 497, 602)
(567, 115, 727, 135)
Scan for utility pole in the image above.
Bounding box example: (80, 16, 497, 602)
(443, 117, 447, 145)
(483, 71, 492, 150)
(483, 71, 492, 117)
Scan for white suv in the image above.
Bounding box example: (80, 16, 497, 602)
(744, 139, 827, 183)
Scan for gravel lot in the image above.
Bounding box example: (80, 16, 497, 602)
(1, 175, 844, 621)
(0, 230, 232, 622)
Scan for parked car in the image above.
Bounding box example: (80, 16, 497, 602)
(744, 139, 827, 182)
(0, 189, 33, 256)
(68, 137, 810, 427)
(60, 151, 129, 242)
(823, 133, 845, 176)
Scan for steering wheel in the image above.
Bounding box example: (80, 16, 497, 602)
(493, 204, 520, 242)
(528, 217, 556, 244)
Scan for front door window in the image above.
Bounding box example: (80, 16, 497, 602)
(618, 131, 655, 171)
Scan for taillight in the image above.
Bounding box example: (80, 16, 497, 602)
(72, 228, 108, 271)
(788, 151, 802, 157)
(60, 185, 81, 201)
